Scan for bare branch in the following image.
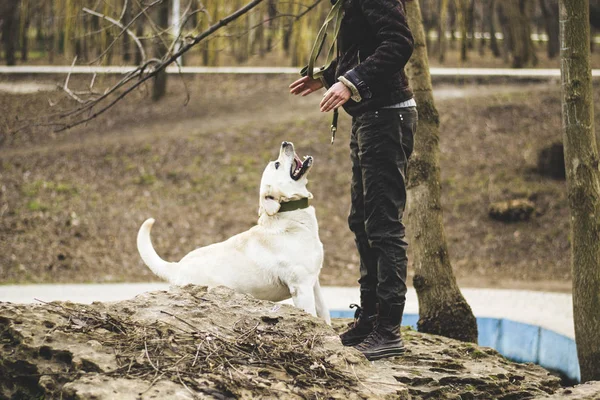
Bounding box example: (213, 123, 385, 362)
(86, 0, 163, 65)
(54, 0, 266, 132)
(294, 0, 323, 21)
(62, 57, 86, 104)
(118, 0, 129, 21)
(83, 6, 148, 63)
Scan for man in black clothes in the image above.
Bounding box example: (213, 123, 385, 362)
(289, 0, 417, 360)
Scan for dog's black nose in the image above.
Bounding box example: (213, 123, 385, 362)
(282, 141, 289, 147)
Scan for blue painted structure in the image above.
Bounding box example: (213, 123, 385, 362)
(331, 310, 580, 383)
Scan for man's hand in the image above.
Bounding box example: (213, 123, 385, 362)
(320, 82, 351, 113)
(289, 76, 324, 96)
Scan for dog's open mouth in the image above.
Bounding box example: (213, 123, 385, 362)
(291, 154, 313, 181)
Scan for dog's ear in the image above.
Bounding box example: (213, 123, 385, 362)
(259, 196, 281, 216)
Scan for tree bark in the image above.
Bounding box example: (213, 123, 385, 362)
(560, 0, 600, 383)
(404, 0, 478, 344)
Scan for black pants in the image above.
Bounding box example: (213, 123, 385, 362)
(348, 107, 418, 308)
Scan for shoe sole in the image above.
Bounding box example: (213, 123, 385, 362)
(362, 346, 405, 361)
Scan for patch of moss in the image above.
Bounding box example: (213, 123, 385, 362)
(136, 174, 157, 186)
(27, 199, 48, 212)
(469, 349, 489, 359)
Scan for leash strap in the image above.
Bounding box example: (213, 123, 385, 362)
(300, 0, 343, 144)
(302, 0, 344, 80)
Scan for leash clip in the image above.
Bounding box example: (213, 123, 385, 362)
(330, 108, 339, 145)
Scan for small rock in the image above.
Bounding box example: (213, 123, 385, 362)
(489, 199, 535, 223)
(38, 375, 56, 391)
(86, 340, 102, 350)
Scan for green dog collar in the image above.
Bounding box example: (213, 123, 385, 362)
(278, 198, 310, 213)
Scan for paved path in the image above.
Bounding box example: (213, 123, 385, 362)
(0, 65, 599, 78)
(0, 284, 574, 338)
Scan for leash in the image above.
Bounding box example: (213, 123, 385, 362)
(301, 0, 344, 145)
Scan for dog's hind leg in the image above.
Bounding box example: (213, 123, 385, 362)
(313, 279, 331, 325)
(289, 283, 317, 319)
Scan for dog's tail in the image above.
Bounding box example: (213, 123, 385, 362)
(137, 218, 177, 281)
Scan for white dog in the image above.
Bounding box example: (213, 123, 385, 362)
(137, 141, 330, 324)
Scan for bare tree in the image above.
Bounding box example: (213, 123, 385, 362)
(560, 0, 600, 383)
(404, 0, 478, 344)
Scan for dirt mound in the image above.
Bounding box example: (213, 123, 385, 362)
(0, 285, 571, 399)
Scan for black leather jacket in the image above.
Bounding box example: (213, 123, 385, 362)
(322, 0, 414, 116)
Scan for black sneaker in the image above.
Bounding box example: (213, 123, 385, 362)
(339, 304, 376, 346)
(354, 323, 405, 361)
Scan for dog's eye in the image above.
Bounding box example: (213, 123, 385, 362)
(274, 162, 280, 169)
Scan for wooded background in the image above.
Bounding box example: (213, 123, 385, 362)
(1, 0, 600, 68)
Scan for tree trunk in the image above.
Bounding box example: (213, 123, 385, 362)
(35, 6, 44, 55)
(478, 0, 486, 56)
(466, 0, 475, 50)
(454, 0, 468, 61)
(540, 0, 559, 59)
(496, 1, 511, 63)
(266, 0, 277, 52)
(20, 0, 30, 62)
(404, 0, 478, 344)
(437, 0, 448, 63)
(448, 1, 457, 49)
(488, 0, 501, 57)
(134, 20, 143, 65)
(500, 0, 537, 68)
(1, 1, 19, 65)
(152, 0, 170, 102)
(559, 0, 600, 383)
(122, 0, 132, 62)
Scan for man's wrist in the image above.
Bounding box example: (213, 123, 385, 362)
(338, 76, 362, 102)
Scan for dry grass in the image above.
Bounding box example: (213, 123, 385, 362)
(42, 300, 358, 398)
